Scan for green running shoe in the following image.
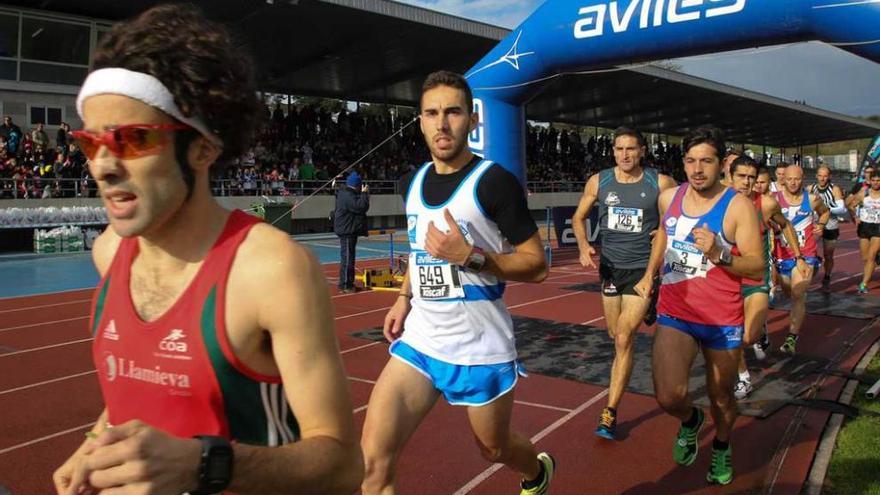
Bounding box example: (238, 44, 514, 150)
(779, 334, 798, 355)
(673, 408, 704, 466)
(520, 452, 556, 495)
(706, 444, 733, 485)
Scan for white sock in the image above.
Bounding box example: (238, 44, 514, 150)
(739, 370, 751, 382)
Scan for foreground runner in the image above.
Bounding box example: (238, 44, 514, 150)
(846, 171, 880, 293)
(54, 5, 362, 494)
(361, 71, 554, 495)
(572, 126, 675, 440)
(810, 165, 846, 288)
(644, 125, 764, 485)
(729, 158, 802, 399)
(774, 166, 830, 355)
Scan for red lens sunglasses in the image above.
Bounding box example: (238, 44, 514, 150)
(71, 123, 191, 160)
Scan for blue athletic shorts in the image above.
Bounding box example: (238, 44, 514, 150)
(776, 256, 821, 277)
(389, 340, 526, 406)
(657, 314, 743, 350)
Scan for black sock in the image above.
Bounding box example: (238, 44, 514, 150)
(607, 407, 617, 416)
(682, 407, 700, 428)
(522, 460, 546, 489)
(713, 438, 729, 450)
(788, 333, 799, 341)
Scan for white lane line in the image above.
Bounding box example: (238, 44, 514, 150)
(580, 316, 606, 325)
(0, 316, 89, 333)
(0, 370, 96, 396)
(341, 341, 382, 355)
(0, 299, 92, 314)
(0, 422, 96, 455)
(0, 338, 93, 357)
(353, 405, 368, 414)
(451, 389, 609, 494)
(347, 376, 377, 384)
(513, 400, 574, 413)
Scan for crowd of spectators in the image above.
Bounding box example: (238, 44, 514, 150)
(0, 117, 89, 199)
(3, 103, 840, 201)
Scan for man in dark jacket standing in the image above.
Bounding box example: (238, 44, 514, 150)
(334, 171, 370, 293)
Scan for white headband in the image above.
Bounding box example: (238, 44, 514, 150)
(76, 68, 223, 147)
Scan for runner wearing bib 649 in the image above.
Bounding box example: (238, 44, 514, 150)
(361, 71, 555, 495)
(773, 166, 831, 355)
(572, 127, 676, 440)
(644, 126, 765, 485)
(845, 171, 880, 294)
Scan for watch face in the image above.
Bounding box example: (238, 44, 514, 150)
(206, 448, 233, 480)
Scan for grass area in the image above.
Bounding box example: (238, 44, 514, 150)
(824, 352, 880, 495)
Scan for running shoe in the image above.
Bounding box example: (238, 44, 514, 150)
(858, 283, 869, 294)
(595, 407, 617, 440)
(706, 444, 734, 485)
(520, 452, 556, 495)
(734, 380, 753, 400)
(673, 408, 705, 466)
(779, 334, 797, 355)
(753, 324, 770, 361)
(821, 276, 831, 291)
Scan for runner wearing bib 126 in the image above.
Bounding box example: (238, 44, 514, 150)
(846, 171, 880, 294)
(645, 125, 765, 486)
(773, 166, 831, 355)
(572, 127, 676, 440)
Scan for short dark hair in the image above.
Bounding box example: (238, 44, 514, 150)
(871, 170, 880, 180)
(757, 165, 770, 177)
(421, 70, 473, 114)
(730, 155, 758, 176)
(682, 125, 726, 161)
(92, 4, 260, 193)
(612, 126, 646, 148)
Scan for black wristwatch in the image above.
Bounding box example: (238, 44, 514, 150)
(715, 246, 733, 266)
(463, 246, 487, 273)
(192, 435, 233, 495)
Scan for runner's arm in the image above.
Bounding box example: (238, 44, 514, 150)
(230, 237, 362, 494)
(482, 231, 548, 283)
(658, 173, 678, 191)
(812, 194, 831, 230)
(766, 197, 802, 258)
(641, 188, 674, 280)
(828, 186, 847, 216)
(572, 174, 599, 253)
(715, 194, 764, 280)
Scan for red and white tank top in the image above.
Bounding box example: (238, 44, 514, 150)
(90, 210, 300, 445)
(658, 185, 743, 326)
(774, 190, 817, 260)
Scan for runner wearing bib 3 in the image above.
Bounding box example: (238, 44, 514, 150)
(645, 126, 765, 486)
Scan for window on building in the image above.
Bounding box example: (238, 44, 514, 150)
(0, 13, 18, 58)
(30, 106, 63, 126)
(20, 17, 89, 65)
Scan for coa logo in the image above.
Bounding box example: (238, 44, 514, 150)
(159, 329, 188, 353)
(574, 0, 747, 39)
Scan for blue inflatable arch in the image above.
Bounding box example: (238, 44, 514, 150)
(465, 0, 880, 183)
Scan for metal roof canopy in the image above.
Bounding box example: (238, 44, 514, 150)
(6, 0, 879, 147)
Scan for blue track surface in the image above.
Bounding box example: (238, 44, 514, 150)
(0, 235, 410, 299)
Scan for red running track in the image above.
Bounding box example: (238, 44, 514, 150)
(0, 224, 878, 494)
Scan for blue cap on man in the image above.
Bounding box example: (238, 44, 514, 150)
(346, 172, 362, 188)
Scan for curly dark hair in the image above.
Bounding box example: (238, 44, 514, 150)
(91, 4, 260, 192)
